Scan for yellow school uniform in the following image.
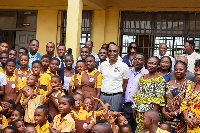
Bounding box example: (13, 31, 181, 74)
(16, 68, 31, 92)
(70, 73, 82, 84)
(53, 113, 75, 132)
(88, 110, 103, 123)
(146, 127, 170, 133)
(78, 69, 102, 88)
(40, 70, 57, 90)
(20, 88, 46, 104)
(23, 92, 48, 124)
(35, 121, 50, 133)
(1, 115, 11, 129)
(71, 106, 88, 120)
(0, 66, 5, 74)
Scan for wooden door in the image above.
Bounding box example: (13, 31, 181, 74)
(15, 31, 36, 52)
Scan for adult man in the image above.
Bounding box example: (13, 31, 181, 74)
(57, 44, 66, 68)
(46, 42, 56, 58)
(95, 48, 107, 71)
(183, 41, 200, 73)
(78, 41, 99, 61)
(169, 55, 197, 82)
(0, 42, 9, 52)
(28, 39, 42, 70)
(154, 43, 175, 71)
(123, 53, 148, 132)
(100, 42, 129, 111)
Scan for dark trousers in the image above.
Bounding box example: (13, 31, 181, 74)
(122, 102, 137, 133)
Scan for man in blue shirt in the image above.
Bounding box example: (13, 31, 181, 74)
(28, 39, 42, 70)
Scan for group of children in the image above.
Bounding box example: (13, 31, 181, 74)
(0, 49, 172, 133)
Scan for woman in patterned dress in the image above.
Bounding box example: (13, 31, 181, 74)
(162, 61, 191, 133)
(181, 59, 200, 133)
(132, 56, 166, 133)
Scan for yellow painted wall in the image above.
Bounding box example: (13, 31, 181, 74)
(92, 10, 106, 54)
(104, 10, 119, 45)
(36, 9, 58, 55)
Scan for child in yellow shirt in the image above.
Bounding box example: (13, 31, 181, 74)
(13, 120, 25, 133)
(21, 85, 58, 125)
(49, 95, 75, 132)
(34, 105, 50, 133)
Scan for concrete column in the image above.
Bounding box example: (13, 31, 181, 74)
(66, 0, 83, 60)
(91, 10, 106, 53)
(36, 9, 58, 55)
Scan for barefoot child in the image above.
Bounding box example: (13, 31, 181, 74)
(142, 110, 169, 133)
(34, 105, 50, 133)
(13, 120, 26, 133)
(21, 85, 58, 125)
(47, 75, 65, 119)
(69, 60, 86, 94)
(49, 95, 75, 132)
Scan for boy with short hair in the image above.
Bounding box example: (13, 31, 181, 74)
(0, 52, 9, 73)
(24, 126, 37, 133)
(160, 123, 171, 132)
(142, 110, 169, 133)
(8, 49, 17, 60)
(21, 85, 58, 125)
(34, 105, 50, 133)
(3, 126, 16, 133)
(49, 95, 75, 132)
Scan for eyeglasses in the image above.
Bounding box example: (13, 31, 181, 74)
(130, 47, 137, 49)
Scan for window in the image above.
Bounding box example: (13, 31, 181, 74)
(120, 12, 200, 58)
(57, 10, 93, 48)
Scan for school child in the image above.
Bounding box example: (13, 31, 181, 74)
(1, 100, 15, 129)
(91, 123, 112, 133)
(120, 124, 132, 133)
(116, 115, 129, 128)
(8, 49, 17, 60)
(160, 123, 171, 132)
(69, 60, 86, 94)
(10, 109, 24, 123)
(58, 54, 74, 94)
(34, 105, 50, 133)
(79, 55, 102, 110)
(139, 129, 149, 133)
(3, 126, 16, 133)
(142, 110, 169, 133)
(47, 75, 65, 119)
(0, 71, 6, 98)
(13, 120, 26, 133)
(16, 54, 31, 92)
(24, 126, 37, 133)
(49, 95, 75, 132)
(3, 59, 20, 106)
(83, 97, 107, 124)
(21, 85, 58, 125)
(75, 89, 85, 99)
(40, 57, 60, 91)
(40, 55, 51, 74)
(0, 52, 9, 73)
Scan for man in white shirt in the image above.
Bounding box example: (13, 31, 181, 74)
(183, 41, 200, 73)
(154, 43, 175, 71)
(100, 42, 129, 111)
(56, 44, 66, 68)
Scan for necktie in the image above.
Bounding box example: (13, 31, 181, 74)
(61, 60, 64, 68)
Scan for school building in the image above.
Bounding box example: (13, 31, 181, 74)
(0, 0, 200, 59)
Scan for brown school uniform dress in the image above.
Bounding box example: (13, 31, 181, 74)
(81, 71, 100, 98)
(71, 112, 94, 133)
(74, 74, 79, 90)
(2, 76, 18, 102)
(48, 92, 63, 119)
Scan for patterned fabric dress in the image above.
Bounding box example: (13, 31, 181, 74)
(181, 83, 200, 133)
(132, 75, 166, 133)
(165, 80, 192, 133)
